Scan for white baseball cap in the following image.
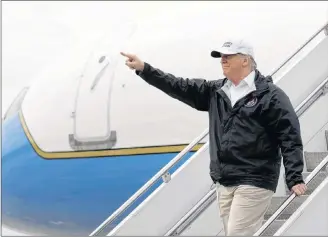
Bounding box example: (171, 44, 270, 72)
(211, 38, 255, 58)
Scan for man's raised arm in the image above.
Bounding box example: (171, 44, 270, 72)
(121, 52, 213, 111)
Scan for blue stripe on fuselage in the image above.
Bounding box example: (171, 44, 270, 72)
(2, 113, 195, 235)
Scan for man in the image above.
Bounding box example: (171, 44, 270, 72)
(120, 38, 307, 236)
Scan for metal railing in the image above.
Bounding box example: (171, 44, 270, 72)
(89, 129, 208, 236)
(254, 154, 328, 236)
(165, 78, 328, 236)
(90, 20, 328, 236)
(274, 157, 328, 236)
(270, 20, 328, 77)
(295, 77, 328, 117)
(165, 181, 216, 236)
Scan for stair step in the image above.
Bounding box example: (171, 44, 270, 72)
(262, 172, 327, 234)
(261, 219, 286, 236)
(304, 151, 328, 172)
(265, 171, 327, 220)
(258, 133, 328, 235)
(262, 164, 328, 233)
(264, 195, 308, 220)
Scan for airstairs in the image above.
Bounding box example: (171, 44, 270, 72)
(90, 21, 328, 236)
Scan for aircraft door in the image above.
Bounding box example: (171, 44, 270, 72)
(69, 24, 136, 151)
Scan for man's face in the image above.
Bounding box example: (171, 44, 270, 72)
(220, 53, 247, 78)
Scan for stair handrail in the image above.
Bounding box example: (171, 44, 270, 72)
(90, 20, 328, 236)
(270, 20, 328, 77)
(89, 128, 209, 236)
(274, 159, 328, 236)
(165, 183, 217, 236)
(254, 154, 328, 236)
(166, 77, 328, 236)
(296, 77, 328, 117)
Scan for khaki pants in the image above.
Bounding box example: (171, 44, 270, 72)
(216, 183, 274, 236)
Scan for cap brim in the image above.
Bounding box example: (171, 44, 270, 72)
(210, 48, 237, 58)
(210, 51, 222, 58)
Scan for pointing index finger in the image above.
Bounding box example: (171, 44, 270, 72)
(120, 52, 134, 59)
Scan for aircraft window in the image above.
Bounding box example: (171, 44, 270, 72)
(3, 87, 29, 121)
(99, 56, 106, 63)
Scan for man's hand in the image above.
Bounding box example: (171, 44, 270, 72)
(120, 52, 145, 71)
(291, 183, 307, 196)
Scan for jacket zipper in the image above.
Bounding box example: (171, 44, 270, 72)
(217, 87, 270, 155)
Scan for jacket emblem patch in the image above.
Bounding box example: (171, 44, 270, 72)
(245, 97, 258, 107)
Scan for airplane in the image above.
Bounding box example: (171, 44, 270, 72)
(2, 2, 328, 235)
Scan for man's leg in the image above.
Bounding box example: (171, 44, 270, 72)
(227, 185, 273, 236)
(216, 183, 236, 235)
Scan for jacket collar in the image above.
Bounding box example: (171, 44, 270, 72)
(216, 70, 272, 111)
(253, 69, 272, 91)
(219, 69, 271, 91)
(224, 70, 255, 88)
